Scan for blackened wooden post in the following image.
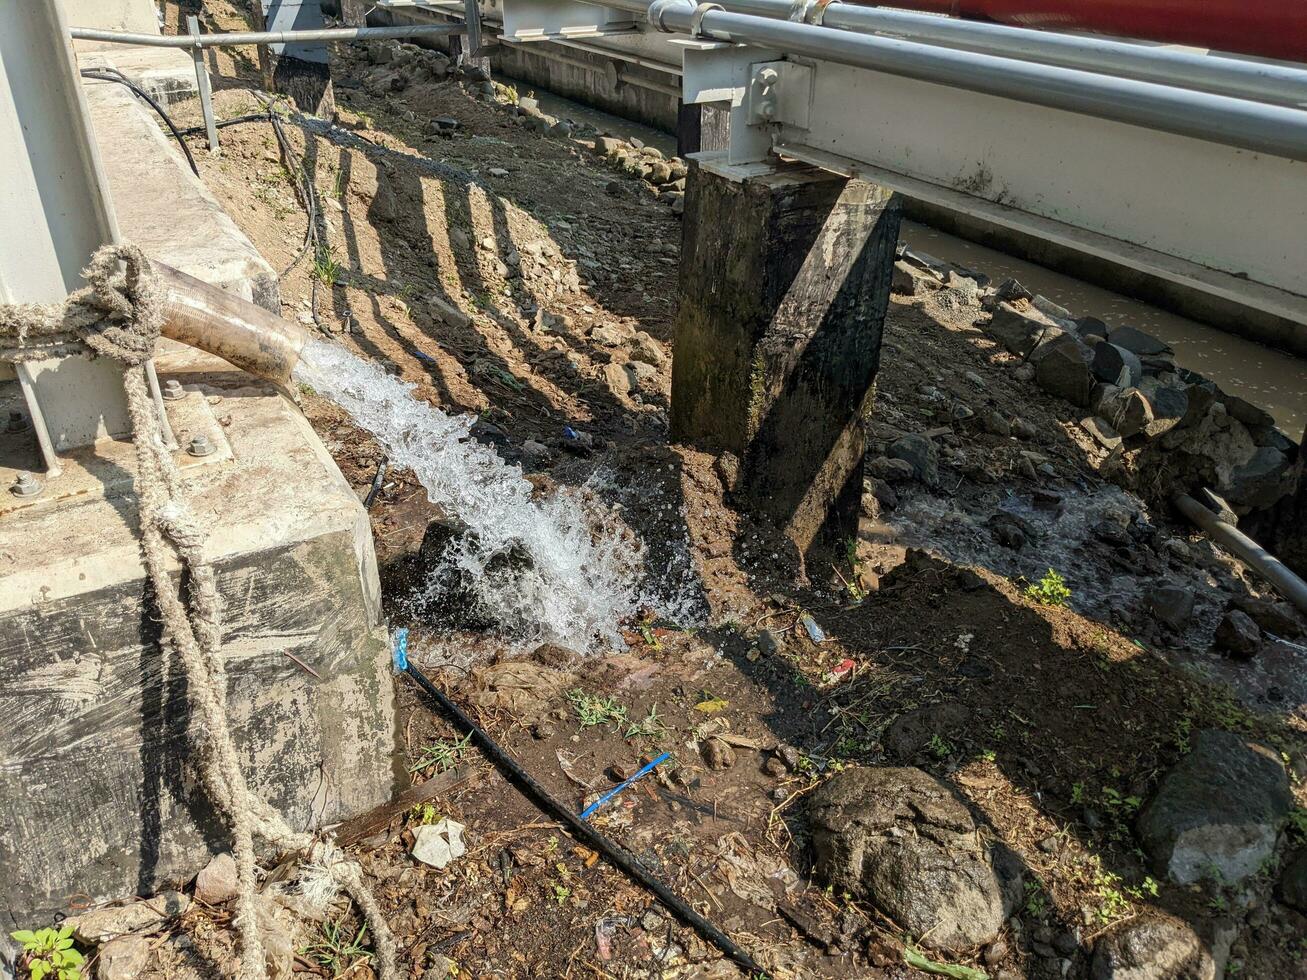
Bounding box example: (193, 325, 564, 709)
(671, 157, 901, 555)
(675, 102, 731, 158)
(256, 0, 336, 117)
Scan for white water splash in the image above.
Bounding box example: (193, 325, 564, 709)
(294, 340, 664, 651)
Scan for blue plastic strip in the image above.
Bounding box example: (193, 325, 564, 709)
(578, 752, 672, 822)
(392, 627, 409, 673)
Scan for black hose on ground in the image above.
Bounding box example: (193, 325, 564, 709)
(399, 659, 770, 979)
(79, 67, 201, 177)
(363, 459, 389, 509)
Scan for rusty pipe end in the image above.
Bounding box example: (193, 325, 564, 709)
(154, 262, 309, 386)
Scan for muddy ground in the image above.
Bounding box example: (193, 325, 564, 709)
(68, 3, 1307, 978)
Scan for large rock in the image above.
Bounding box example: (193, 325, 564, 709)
(97, 935, 154, 980)
(195, 852, 239, 905)
(1148, 586, 1195, 630)
(70, 891, 189, 943)
(1095, 386, 1154, 439)
(809, 767, 1022, 951)
(1222, 446, 1293, 510)
(887, 434, 940, 488)
(987, 303, 1062, 357)
(1092, 343, 1143, 388)
(1138, 730, 1291, 885)
(1138, 379, 1189, 439)
(1109, 325, 1172, 357)
(1214, 609, 1261, 658)
(1033, 335, 1094, 406)
(1090, 916, 1222, 980)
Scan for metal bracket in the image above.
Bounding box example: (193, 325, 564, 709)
(745, 60, 813, 129)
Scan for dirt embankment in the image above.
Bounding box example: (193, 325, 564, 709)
(76, 4, 1307, 979)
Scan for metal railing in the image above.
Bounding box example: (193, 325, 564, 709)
(623, 0, 1307, 161)
(72, 21, 465, 153)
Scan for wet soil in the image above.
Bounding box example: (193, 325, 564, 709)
(92, 4, 1307, 979)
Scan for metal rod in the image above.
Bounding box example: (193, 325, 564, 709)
(718, 0, 1307, 108)
(610, 0, 1307, 161)
(1175, 494, 1307, 615)
(186, 15, 220, 153)
(68, 23, 463, 48)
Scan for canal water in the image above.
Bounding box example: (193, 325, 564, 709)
(522, 83, 1307, 438)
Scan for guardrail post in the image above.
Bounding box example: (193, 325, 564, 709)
(186, 15, 220, 153)
(671, 155, 902, 557)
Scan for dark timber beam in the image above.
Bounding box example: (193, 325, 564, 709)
(255, 0, 336, 116)
(671, 156, 902, 556)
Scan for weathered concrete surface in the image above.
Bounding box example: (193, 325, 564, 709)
(78, 46, 198, 106)
(81, 73, 279, 312)
(0, 361, 396, 921)
(671, 155, 901, 554)
(63, 0, 159, 38)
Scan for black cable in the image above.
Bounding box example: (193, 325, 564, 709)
(176, 113, 270, 136)
(400, 660, 769, 979)
(79, 68, 200, 177)
(264, 103, 321, 282)
(363, 459, 389, 509)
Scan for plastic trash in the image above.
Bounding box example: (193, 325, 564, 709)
(411, 817, 466, 869)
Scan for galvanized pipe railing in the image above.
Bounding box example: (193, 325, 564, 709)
(718, 0, 1307, 109)
(619, 0, 1307, 161)
(69, 23, 462, 47)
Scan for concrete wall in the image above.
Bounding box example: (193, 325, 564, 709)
(63, 0, 160, 33)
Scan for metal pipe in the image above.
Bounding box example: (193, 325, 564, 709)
(155, 264, 309, 386)
(847, 0, 1307, 65)
(1175, 494, 1307, 615)
(69, 23, 462, 48)
(613, 0, 1307, 161)
(718, 0, 1307, 108)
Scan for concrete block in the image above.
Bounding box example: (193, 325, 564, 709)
(79, 47, 199, 106)
(0, 367, 395, 921)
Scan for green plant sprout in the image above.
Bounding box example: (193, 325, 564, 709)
(1025, 568, 1071, 606)
(10, 926, 83, 980)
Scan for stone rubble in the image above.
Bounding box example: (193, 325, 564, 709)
(977, 285, 1299, 516)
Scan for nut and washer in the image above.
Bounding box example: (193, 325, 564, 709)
(162, 379, 186, 401)
(5, 411, 27, 433)
(187, 433, 216, 457)
(10, 472, 42, 497)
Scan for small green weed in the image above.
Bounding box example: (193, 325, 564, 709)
(10, 926, 83, 980)
(1287, 807, 1307, 842)
(409, 802, 440, 826)
(625, 704, 669, 742)
(301, 920, 371, 977)
(408, 732, 471, 775)
(313, 244, 342, 286)
(567, 690, 627, 729)
(927, 733, 953, 760)
(1025, 568, 1071, 606)
(1024, 881, 1048, 918)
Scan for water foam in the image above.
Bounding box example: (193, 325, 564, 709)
(294, 340, 674, 651)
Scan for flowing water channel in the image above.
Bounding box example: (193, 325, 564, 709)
(294, 339, 654, 652)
